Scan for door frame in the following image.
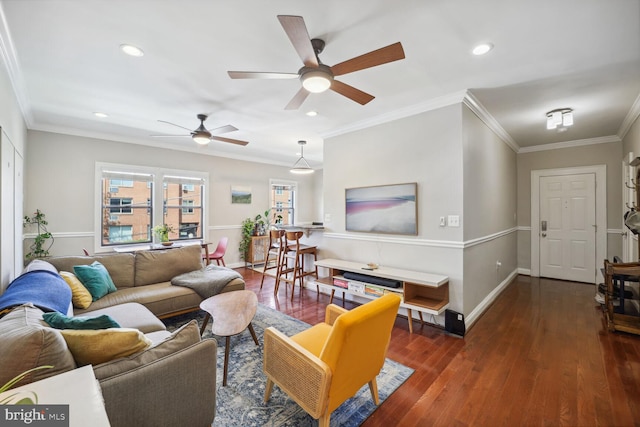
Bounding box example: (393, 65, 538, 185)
(531, 165, 606, 283)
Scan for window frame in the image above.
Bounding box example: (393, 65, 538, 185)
(269, 179, 297, 226)
(95, 162, 208, 251)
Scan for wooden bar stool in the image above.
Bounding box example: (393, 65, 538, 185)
(276, 231, 319, 301)
(260, 229, 286, 292)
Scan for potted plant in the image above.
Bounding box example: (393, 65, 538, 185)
(152, 224, 175, 244)
(23, 209, 54, 261)
(239, 217, 256, 261)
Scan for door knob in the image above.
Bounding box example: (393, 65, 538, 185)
(541, 233, 547, 238)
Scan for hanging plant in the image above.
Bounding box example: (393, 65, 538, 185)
(23, 209, 54, 261)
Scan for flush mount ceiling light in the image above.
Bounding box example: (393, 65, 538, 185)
(93, 112, 108, 118)
(290, 140, 314, 174)
(119, 43, 144, 57)
(472, 43, 494, 56)
(546, 108, 574, 130)
(300, 64, 334, 93)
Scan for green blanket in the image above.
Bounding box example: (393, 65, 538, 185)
(171, 265, 242, 299)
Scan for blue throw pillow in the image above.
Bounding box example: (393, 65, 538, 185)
(42, 311, 121, 330)
(73, 261, 117, 301)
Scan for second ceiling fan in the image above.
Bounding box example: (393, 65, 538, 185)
(228, 15, 405, 110)
(151, 114, 249, 146)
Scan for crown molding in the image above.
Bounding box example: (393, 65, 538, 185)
(462, 90, 520, 153)
(0, 3, 33, 127)
(321, 90, 468, 139)
(517, 135, 621, 153)
(618, 92, 640, 140)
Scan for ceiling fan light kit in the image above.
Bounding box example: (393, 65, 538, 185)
(290, 140, 314, 174)
(300, 66, 333, 93)
(546, 108, 573, 130)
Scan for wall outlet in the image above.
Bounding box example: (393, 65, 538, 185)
(448, 215, 460, 227)
(496, 260, 502, 270)
(324, 213, 331, 223)
(439, 216, 446, 227)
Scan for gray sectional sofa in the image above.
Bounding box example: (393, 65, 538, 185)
(0, 244, 246, 427)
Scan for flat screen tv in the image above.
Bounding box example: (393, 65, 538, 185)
(345, 183, 417, 235)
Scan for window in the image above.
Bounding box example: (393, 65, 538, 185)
(109, 197, 133, 214)
(270, 180, 296, 225)
(97, 163, 207, 248)
(182, 199, 194, 214)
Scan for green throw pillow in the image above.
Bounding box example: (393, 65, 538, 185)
(42, 311, 121, 330)
(73, 261, 117, 301)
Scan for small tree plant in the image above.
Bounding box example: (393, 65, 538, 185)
(23, 209, 54, 261)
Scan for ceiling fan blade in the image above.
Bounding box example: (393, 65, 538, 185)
(330, 80, 375, 105)
(228, 71, 298, 79)
(284, 87, 311, 110)
(330, 42, 405, 76)
(150, 134, 190, 138)
(277, 15, 318, 67)
(208, 124, 238, 135)
(211, 136, 249, 146)
(157, 120, 193, 132)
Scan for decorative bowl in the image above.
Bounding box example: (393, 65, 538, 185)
(161, 242, 173, 247)
(367, 263, 379, 269)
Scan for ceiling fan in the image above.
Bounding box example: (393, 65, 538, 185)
(227, 15, 405, 110)
(151, 114, 249, 146)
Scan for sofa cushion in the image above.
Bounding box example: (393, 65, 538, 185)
(93, 320, 201, 380)
(42, 311, 121, 330)
(22, 259, 59, 275)
(60, 328, 152, 366)
(0, 304, 76, 387)
(74, 261, 118, 301)
(59, 271, 93, 309)
(47, 253, 136, 288)
(81, 302, 166, 334)
(134, 245, 203, 287)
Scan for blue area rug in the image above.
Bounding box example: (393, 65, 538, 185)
(164, 304, 414, 427)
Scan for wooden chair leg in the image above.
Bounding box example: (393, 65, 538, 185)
(264, 378, 274, 402)
(368, 378, 380, 405)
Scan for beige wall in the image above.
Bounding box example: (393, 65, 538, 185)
(25, 130, 318, 266)
(516, 141, 623, 269)
(323, 102, 519, 324)
(462, 105, 517, 316)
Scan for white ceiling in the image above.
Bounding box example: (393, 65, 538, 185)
(1, 0, 639, 167)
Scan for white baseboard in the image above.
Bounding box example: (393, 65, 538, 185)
(518, 268, 531, 276)
(464, 268, 519, 330)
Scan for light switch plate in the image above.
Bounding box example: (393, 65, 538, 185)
(448, 215, 460, 227)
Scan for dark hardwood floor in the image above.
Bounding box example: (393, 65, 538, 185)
(238, 268, 640, 427)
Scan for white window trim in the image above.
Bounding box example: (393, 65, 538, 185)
(269, 178, 297, 225)
(95, 162, 209, 252)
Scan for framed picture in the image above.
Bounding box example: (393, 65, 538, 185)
(345, 183, 417, 235)
(231, 186, 252, 204)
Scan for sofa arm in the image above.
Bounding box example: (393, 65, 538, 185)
(98, 339, 217, 427)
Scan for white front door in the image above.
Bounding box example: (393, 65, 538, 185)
(539, 173, 596, 283)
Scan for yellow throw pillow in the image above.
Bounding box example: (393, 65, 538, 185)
(60, 328, 152, 366)
(59, 271, 93, 309)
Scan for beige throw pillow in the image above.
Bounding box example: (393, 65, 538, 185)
(59, 271, 92, 309)
(60, 328, 152, 366)
(93, 320, 202, 380)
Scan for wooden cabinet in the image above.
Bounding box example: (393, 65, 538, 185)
(315, 258, 449, 333)
(246, 235, 269, 267)
(603, 259, 640, 335)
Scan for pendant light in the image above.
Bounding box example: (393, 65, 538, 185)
(290, 140, 314, 174)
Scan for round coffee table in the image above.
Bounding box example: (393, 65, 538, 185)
(199, 290, 259, 386)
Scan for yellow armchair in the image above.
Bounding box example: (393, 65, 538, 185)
(263, 293, 401, 427)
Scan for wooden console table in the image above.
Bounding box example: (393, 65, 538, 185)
(315, 258, 449, 333)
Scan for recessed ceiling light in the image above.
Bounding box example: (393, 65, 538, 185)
(119, 44, 144, 57)
(306, 111, 318, 117)
(472, 43, 494, 56)
(93, 112, 108, 118)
